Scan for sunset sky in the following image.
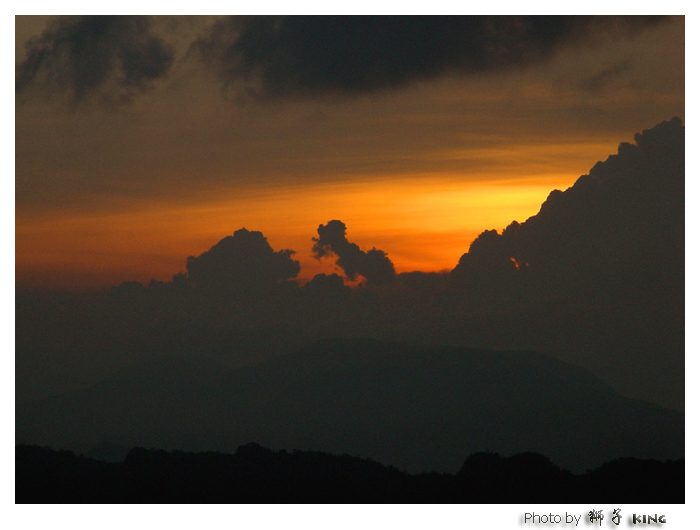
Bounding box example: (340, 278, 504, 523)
(11, 16, 691, 520)
(15, 15, 685, 290)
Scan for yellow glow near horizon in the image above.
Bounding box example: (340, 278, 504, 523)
(16, 173, 578, 289)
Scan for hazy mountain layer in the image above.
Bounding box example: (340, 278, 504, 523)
(16, 338, 683, 474)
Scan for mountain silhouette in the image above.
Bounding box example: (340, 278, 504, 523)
(16, 338, 682, 474)
(16, 443, 684, 503)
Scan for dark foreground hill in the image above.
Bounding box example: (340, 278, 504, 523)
(16, 338, 683, 474)
(16, 443, 683, 503)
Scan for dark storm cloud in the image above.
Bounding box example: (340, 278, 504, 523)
(195, 15, 669, 98)
(312, 220, 395, 284)
(16, 16, 175, 102)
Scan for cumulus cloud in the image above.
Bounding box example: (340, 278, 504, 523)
(302, 273, 349, 298)
(451, 117, 684, 304)
(16, 16, 175, 103)
(312, 220, 395, 285)
(452, 222, 522, 279)
(194, 16, 668, 99)
(187, 228, 300, 296)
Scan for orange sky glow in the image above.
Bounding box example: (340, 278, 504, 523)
(17, 168, 604, 290)
(15, 16, 684, 291)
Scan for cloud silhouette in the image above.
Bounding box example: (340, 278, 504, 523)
(451, 117, 684, 298)
(15, 119, 685, 412)
(195, 16, 668, 98)
(446, 118, 684, 407)
(302, 273, 351, 299)
(312, 220, 395, 285)
(16, 16, 175, 103)
(186, 228, 300, 296)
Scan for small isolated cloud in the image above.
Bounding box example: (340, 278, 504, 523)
(312, 220, 395, 285)
(16, 16, 175, 103)
(194, 16, 669, 99)
(579, 59, 633, 92)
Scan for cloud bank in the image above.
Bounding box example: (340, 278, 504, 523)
(16, 16, 671, 105)
(196, 16, 668, 98)
(16, 118, 685, 412)
(451, 116, 684, 307)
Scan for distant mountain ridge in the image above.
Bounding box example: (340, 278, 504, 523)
(16, 338, 683, 474)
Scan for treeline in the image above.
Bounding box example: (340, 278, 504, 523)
(16, 443, 684, 503)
